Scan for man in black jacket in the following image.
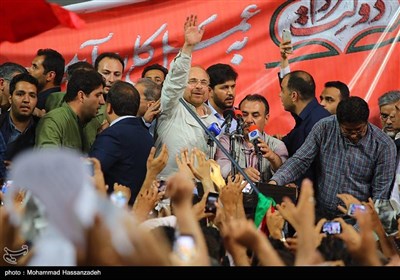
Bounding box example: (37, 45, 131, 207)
(0, 73, 39, 179)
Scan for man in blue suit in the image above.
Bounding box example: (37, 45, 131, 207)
(89, 81, 153, 205)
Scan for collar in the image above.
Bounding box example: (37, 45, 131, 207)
(207, 101, 224, 121)
(110, 115, 136, 127)
(7, 113, 33, 134)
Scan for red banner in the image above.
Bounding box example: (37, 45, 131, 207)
(1, 0, 399, 135)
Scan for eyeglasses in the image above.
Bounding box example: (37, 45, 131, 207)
(380, 113, 395, 121)
(188, 78, 209, 87)
(340, 124, 367, 137)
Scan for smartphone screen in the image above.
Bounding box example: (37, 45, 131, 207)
(375, 200, 399, 236)
(242, 182, 253, 194)
(347, 203, 366, 216)
(84, 160, 94, 176)
(173, 234, 196, 262)
(110, 191, 128, 208)
(205, 192, 219, 214)
(1, 180, 13, 194)
(322, 221, 342, 235)
(158, 179, 167, 193)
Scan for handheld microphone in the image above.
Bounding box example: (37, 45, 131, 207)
(207, 122, 221, 137)
(206, 122, 221, 158)
(222, 109, 235, 133)
(248, 125, 262, 154)
(234, 109, 245, 134)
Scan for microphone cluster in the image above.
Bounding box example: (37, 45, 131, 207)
(222, 108, 246, 134)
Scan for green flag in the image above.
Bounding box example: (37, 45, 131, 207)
(254, 192, 276, 228)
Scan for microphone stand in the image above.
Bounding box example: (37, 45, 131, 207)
(229, 132, 237, 177)
(257, 150, 264, 183)
(229, 131, 244, 179)
(179, 98, 259, 195)
(207, 137, 214, 159)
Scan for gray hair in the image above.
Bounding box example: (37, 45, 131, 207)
(0, 62, 27, 80)
(378, 90, 400, 107)
(135, 78, 161, 101)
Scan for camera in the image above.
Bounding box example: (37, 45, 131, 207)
(322, 221, 342, 235)
(347, 203, 366, 217)
(205, 192, 219, 214)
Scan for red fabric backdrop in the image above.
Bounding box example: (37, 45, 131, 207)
(1, 0, 399, 135)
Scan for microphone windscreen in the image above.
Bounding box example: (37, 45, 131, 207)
(223, 109, 235, 119)
(248, 125, 261, 142)
(248, 124, 258, 132)
(234, 109, 243, 119)
(208, 122, 221, 136)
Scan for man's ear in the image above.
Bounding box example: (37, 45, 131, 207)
(46, 71, 56, 83)
(0, 78, 5, 91)
(291, 90, 299, 102)
(78, 90, 85, 102)
(106, 102, 113, 115)
(265, 113, 270, 124)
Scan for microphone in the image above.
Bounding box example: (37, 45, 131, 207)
(248, 124, 264, 182)
(248, 125, 262, 154)
(179, 97, 259, 194)
(207, 122, 221, 137)
(222, 109, 235, 133)
(206, 122, 221, 158)
(234, 109, 245, 134)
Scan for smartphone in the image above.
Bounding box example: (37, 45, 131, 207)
(375, 200, 399, 236)
(173, 234, 196, 262)
(110, 191, 128, 208)
(1, 180, 13, 194)
(157, 177, 167, 193)
(84, 160, 94, 176)
(347, 203, 366, 217)
(282, 29, 292, 42)
(282, 29, 293, 53)
(205, 192, 219, 214)
(322, 221, 342, 235)
(242, 182, 253, 194)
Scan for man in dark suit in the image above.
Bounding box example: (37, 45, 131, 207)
(279, 70, 330, 186)
(89, 81, 153, 205)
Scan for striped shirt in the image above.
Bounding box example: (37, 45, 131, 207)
(271, 115, 397, 217)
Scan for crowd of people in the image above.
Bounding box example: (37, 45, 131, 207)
(0, 15, 399, 267)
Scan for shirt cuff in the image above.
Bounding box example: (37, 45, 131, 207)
(279, 65, 291, 78)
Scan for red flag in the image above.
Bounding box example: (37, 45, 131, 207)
(0, 0, 85, 43)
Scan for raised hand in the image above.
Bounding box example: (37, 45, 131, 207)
(175, 148, 195, 181)
(146, 145, 169, 178)
(336, 193, 362, 214)
(143, 99, 161, 123)
(183, 15, 204, 53)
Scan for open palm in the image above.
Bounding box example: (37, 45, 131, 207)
(184, 15, 204, 46)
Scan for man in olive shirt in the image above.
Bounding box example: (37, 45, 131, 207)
(36, 69, 105, 153)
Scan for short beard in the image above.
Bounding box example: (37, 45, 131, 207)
(213, 96, 231, 111)
(13, 112, 32, 123)
(383, 129, 396, 139)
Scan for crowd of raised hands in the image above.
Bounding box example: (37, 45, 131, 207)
(1, 145, 399, 266)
